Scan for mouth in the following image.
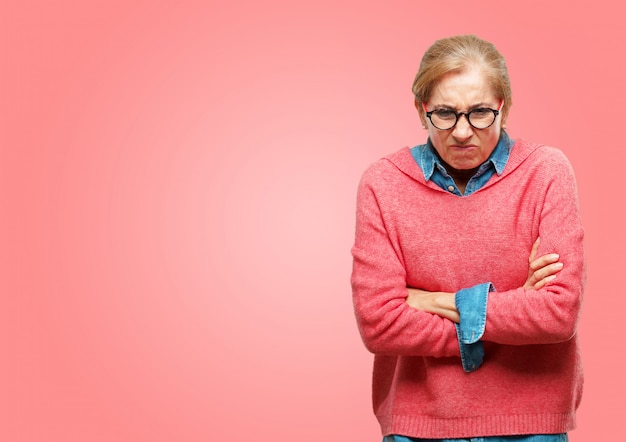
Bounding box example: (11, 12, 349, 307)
(450, 144, 477, 150)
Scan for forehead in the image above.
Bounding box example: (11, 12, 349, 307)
(429, 68, 497, 106)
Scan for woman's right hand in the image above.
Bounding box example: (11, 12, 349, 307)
(523, 237, 564, 290)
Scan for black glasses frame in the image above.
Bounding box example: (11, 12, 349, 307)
(425, 108, 501, 130)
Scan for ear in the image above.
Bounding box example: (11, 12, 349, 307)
(415, 98, 428, 128)
(500, 101, 509, 129)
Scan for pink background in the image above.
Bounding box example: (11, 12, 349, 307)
(1, 1, 623, 441)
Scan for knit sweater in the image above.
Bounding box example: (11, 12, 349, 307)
(351, 139, 585, 438)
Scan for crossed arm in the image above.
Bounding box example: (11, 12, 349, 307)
(405, 238, 563, 323)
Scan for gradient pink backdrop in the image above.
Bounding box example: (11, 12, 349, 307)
(1, 1, 623, 441)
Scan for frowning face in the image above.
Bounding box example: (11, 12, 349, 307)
(421, 67, 504, 171)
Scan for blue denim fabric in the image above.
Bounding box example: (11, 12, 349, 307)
(455, 282, 493, 372)
(410, 131, 513, 196)
(383, 434, 567, 442)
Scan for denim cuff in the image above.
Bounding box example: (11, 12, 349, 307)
(454, 282, 493, 372)
(454, 326, 484, 373)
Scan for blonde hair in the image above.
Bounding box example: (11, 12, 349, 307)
(412, 35, 512, 123)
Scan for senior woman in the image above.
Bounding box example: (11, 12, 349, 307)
(351, 35, 584, 442)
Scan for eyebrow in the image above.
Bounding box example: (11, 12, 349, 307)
(431, 102, 493, 111)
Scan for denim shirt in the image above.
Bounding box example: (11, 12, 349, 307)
(410, 131, 512, 196)
(410, 132, 514, 372)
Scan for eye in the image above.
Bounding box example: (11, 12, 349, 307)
(470, 108, 492, 117)
(433, 109, 457, 120)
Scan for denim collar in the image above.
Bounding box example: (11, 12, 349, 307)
(418, 131, 513, 182)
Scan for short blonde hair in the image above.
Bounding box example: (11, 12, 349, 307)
(412, 35, 512, 123)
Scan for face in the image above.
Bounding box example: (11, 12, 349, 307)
(420, 67, 504, 171)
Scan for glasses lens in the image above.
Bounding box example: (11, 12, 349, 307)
(430, 110, 457, 130)
(468, 109, 496, 129)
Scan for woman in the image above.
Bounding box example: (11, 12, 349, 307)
(351, 35, 584, 441)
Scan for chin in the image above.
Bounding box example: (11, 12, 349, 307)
(449, 160, 481, 170)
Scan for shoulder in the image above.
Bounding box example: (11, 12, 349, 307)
(509, 139, 576, 177)
(506, 140, 580, 202)
(359, 146, 425, 188)
(526, 141, 570, 163)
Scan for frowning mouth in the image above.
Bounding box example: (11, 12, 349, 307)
(450, 144, 477, 149)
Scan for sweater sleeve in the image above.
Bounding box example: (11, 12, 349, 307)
(351, 165, 460, 357)
(482, 148, 585, 345)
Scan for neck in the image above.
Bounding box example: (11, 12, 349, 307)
(441, 160, 479, 194)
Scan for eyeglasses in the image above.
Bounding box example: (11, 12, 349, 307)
(423, 101, 503, 130)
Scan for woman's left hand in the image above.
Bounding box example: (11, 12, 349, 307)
(406, 288, 460, 323)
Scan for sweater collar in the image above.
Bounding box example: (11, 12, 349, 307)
(385, 135, 544, 188)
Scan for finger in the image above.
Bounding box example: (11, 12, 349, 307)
(534, 274, 556, 290)
(528, 237, 541, 263)
(532, 262, 564, 282)
(529, 253, 560, 271)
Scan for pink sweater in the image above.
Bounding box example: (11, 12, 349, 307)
(351, 139, 585, 438)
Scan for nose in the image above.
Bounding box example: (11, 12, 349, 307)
(452, 114, 473, 140)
